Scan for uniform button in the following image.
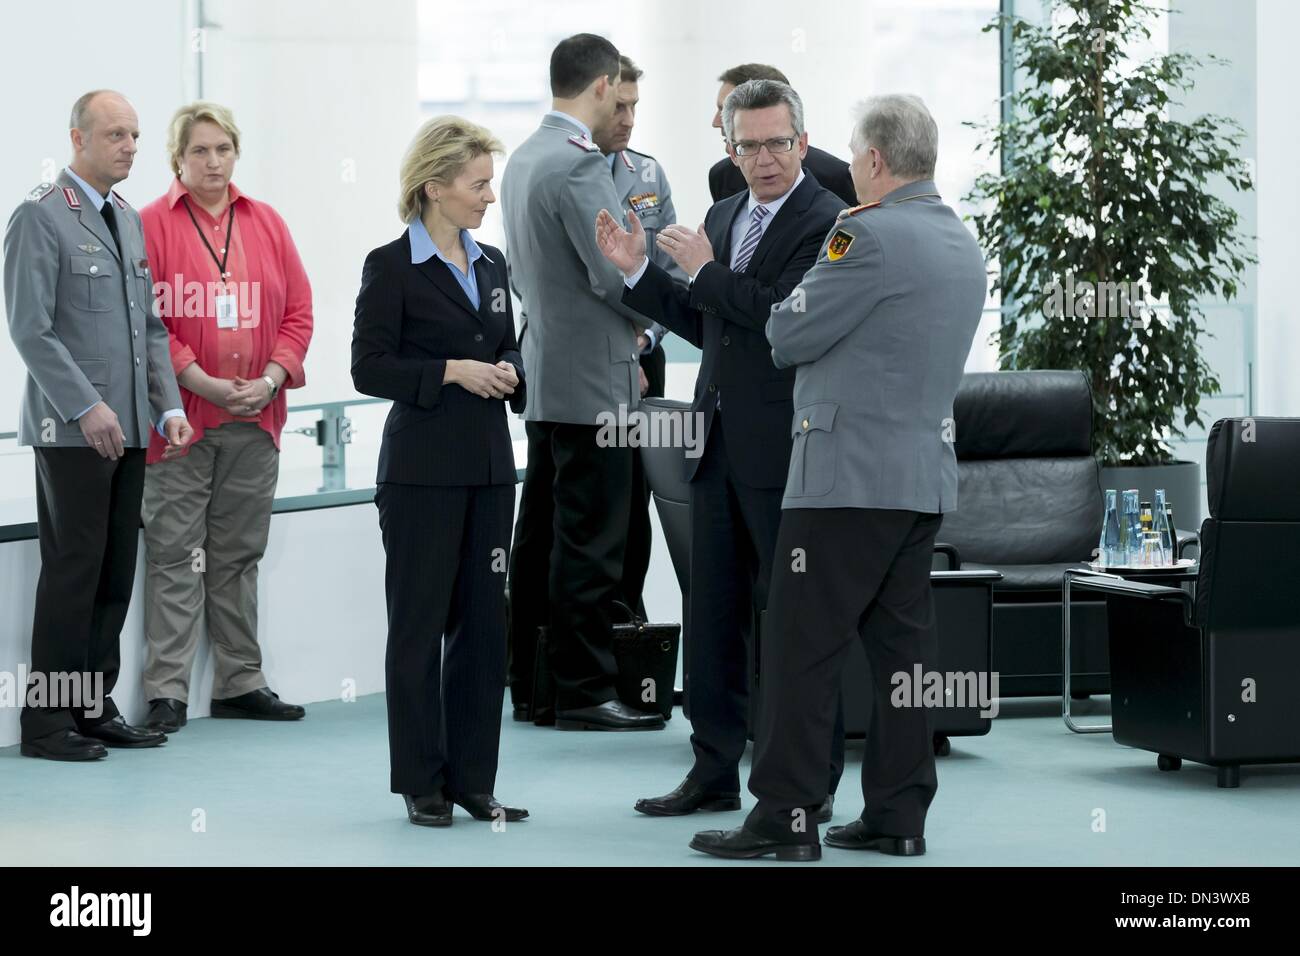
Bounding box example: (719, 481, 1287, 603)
(133, 329, 138, 338)
(130, 301, 136, 308)
(474, 333, 484, 342)
(631, 351, 638, 361)
(135, 357, 141, 366)
(219, 248, 226, 254)
(89, 265, 99, 275)
(722, 335, 731, 346)
(802, 418, 810, 431)
(707, 384, 716, 393)
(233, 352, 240, 359)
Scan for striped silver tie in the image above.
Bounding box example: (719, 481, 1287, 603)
(730, 204, 770, 272)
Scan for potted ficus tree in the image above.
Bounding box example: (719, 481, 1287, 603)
(965, 0, 1255, 527)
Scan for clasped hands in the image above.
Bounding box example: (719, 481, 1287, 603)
(596, 208, 714, 279)
(446, 359, 518, 400)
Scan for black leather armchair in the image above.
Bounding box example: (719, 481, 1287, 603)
(1078, 417, 1300, 788)
(938, 370, 1110, 697)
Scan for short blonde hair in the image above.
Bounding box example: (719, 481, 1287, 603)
(166, 101, 241, 177)
(398, 116, 504, 223)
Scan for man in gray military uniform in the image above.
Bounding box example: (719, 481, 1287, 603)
(691, 95, 988, 860)
(3, 90, 192, 761)
(502, 34, 663, 731)
(592, 53, 685, 621)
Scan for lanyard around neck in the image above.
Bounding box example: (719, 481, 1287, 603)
(182, 195, 236, 280)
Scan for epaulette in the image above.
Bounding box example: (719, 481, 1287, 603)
(567, 133, 600, 153)
(25, 182, 57, 203)
(845, 201, 881, 217)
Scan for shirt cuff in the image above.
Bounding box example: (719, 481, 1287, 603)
(73, 402, 99, 421)
(688, 261, 708, 285)
(641, 328, 658, 354)
(624, 256, 650, 289)
(157, 408, 185, 438)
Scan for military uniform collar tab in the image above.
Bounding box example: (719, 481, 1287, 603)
(882, 178, 940, 205)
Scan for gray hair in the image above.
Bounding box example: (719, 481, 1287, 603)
(70, 89, 115, 131)
(721, 79, 805, 144)
(849, 94, 938, 180)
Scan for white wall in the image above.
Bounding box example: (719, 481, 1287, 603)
(1255, 0, 1300, 417)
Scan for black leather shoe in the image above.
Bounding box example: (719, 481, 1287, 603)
(690, 826, 821, 861)
(20, 729, 108, 762)
(403, 793, 452, 827)
(635, 777, 741, 816)
(824, 819, 926, 856)
(145, 698, 187, 734)
(814, 793, 834, 824)
(79, 715, 166, 748)
(555, 700, 664, 731)
(210, 687, 305, 721)
(512, 703, 531, 722)
(454, 793, 529, 822)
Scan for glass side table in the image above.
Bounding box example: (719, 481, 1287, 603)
(1062, 561, 1199, 733)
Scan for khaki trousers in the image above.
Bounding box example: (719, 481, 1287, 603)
(141, 422, 279, 702)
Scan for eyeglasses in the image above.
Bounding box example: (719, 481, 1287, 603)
(732, 137, 797, 158)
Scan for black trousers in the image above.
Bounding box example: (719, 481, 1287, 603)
(747, 507, 942, 844)
(21, 447, 144, 742)
(687, 416, 844, 794)
(622, 343, 666, 616)
(507, 422, 632, 710)
(376, 482, 513, 796)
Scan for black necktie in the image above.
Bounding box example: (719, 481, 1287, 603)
(100, 199, 122, 255)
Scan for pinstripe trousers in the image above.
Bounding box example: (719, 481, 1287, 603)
(376, 481, 514, 797)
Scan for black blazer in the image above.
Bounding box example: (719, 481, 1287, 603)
(351, 232, 525, 487)
(623, 172, 844, 488)
(708, 145, 858, 208)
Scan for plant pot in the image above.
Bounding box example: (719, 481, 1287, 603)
(1098, 460, 1202, 531)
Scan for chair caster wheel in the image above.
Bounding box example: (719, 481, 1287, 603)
(1157, 754, 1181, 772)
(1217, 765, 1240, 789)
(933, 735, 951, 757)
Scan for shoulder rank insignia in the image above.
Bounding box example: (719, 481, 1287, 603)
(837, 200, 880, 223)
(628, 192, 659, 213)
(826, 229, 855, 261)
(62, 186, 81, 210)
(26, 182, 56, 202)
(567, 133, 600, 153)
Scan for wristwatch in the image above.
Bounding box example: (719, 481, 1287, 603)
(262, 375, 279, 399)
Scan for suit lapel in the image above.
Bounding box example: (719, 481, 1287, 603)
(59, 172, 121, 262)
(415, 256, 480, 323)
(611, 152, 635, 208)
(473, 256, 499, 323)
(746, 174, 816, 275)
(709, 191, 747, 264)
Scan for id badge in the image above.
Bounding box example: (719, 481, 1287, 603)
(215, 293, 239, 329)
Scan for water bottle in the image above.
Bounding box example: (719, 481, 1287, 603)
(1098, 490, 1122, 567)
(1122, 489, 1142, 565)
(1153, 489, 1173, 565)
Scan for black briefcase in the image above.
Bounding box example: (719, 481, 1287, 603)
(529, 626, 557, 726)
(611, 601, 680, 720)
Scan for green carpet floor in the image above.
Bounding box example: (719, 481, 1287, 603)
(3, 694, 1295, 866)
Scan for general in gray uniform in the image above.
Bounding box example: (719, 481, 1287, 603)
(691, 94, 987, 861)
(3, 90, 189, 761)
